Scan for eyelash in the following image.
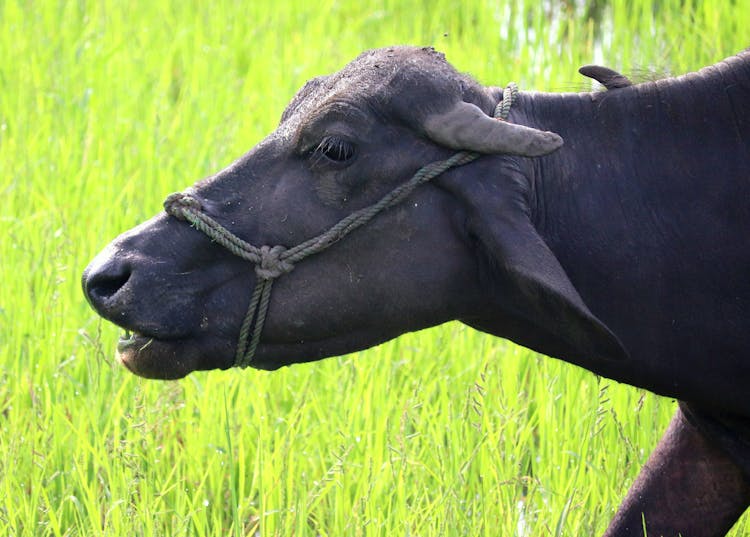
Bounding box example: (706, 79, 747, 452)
(312, 136, 356, 164)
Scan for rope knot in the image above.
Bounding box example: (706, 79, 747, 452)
(255, 245, 294, 280)
(164, 192, 202, 220)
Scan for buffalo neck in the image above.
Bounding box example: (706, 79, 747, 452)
(499, 51, 750, 408)
(518, 51, 750, 243)
(513, 51, 750, 274)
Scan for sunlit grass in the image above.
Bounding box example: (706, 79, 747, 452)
(1, 0, 749, 535)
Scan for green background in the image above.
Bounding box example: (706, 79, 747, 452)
(1, 1, 748, 535)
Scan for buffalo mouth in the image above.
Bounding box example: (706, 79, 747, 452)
(114, 329, 234, 380)
(114, 323, 403, 378)
(117, 330, 153, 355)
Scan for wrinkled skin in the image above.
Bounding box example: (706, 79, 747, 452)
(83, 47, 750, 536)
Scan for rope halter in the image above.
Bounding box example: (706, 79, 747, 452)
(163, 83, 519, 368)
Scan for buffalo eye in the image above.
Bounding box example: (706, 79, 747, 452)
(312, 136, 356, 165)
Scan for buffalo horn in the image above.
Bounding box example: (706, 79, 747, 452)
(423, 101, 563, 157)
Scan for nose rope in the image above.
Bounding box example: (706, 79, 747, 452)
(163, 83, 518, 368)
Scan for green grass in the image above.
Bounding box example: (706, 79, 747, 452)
(1, 0, 749, 535)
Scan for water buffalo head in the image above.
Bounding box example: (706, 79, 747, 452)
(82, 46, 624, 379)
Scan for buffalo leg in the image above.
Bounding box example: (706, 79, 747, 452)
(603, 407, 750, 537)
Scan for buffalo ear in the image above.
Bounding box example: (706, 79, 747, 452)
(423, 101, 564, 157)
(469, 196, 628, 365)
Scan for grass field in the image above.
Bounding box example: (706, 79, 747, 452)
(2, 0, 749, 535)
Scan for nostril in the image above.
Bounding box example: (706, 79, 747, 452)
(89, 271, 130, 299)
(82, 257, 133, 308)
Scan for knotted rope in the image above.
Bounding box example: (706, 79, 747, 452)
(164, 83, 518, 368)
